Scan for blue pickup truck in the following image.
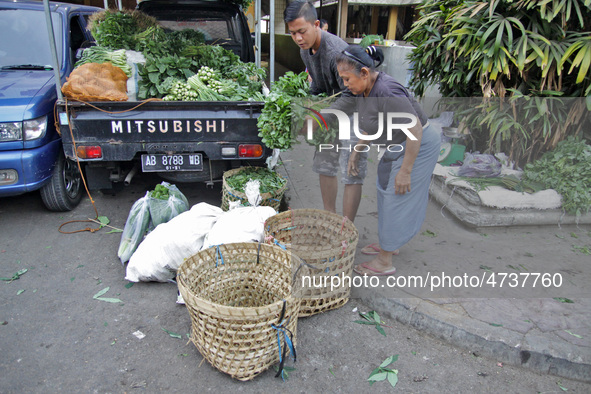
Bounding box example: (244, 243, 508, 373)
(0, 0, 100, 210)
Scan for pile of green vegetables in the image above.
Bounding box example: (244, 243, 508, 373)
(149, 184, 170, 200)
(258, 71, 337, 151)
(162, 65, 264, 102)
(75, 47, 132, 76)
(257, 72, 310, 150)
(523, 137, 591, 216)
(452, 174, 544, 194)
(85, 9, 266, 101)
(226, 167, 286, 194)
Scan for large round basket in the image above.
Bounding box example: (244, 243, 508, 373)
(177, 242, 301, 381)
(221, 167, 287, 211)
(264, 209, 359, 317)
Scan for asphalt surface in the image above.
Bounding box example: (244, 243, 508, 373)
(1, 140, 590, 392)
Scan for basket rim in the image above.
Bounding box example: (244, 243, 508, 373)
(177, 242, 301, 316)
(177, 273, 299, 315)
(264, 208, 358, 235)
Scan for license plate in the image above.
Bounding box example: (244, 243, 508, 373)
(141, 153, 203, 172)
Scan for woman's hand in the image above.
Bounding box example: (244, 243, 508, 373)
(348, 151, 360, 177)
(394, 169, 411, 195)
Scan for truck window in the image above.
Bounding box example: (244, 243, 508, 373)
(70, 16, 86, 65)
(0, 9, 63, 68)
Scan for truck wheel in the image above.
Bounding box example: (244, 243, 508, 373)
(40, 153, 83, 211)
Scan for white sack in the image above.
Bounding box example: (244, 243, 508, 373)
(125, 203, 223, 282)
(203, 206, 276, 249)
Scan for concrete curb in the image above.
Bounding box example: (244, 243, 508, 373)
(353, 287, 591, 383)
(429, 176, 591, 228)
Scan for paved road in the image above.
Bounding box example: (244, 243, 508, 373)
(1, 152, 590, 392)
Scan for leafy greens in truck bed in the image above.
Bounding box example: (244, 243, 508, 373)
(75, 47, 132, 77)
(87, 9, 264, 101)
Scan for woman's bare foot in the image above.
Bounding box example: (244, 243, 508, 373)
(353, 250, 397, 276)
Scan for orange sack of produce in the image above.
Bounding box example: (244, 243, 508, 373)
(62, 62, 128, 101)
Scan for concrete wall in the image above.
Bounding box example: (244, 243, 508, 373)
(379, 42, 442, 116)
(262, 33, 306, 74)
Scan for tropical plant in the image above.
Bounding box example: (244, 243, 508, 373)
(405, 0, 591, 166)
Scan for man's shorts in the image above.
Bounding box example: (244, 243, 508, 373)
(312, 138, 368, 185)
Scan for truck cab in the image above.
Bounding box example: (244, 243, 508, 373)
(0, 0, 100, 210)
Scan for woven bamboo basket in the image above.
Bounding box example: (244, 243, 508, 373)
(264, 209, 359, 317)
(177, 242, 302, 381)
(221, 167, 287, 211)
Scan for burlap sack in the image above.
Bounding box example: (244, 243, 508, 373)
(62, 62, 128, 101)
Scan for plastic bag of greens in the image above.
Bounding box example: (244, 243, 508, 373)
(456, 153, 502, 178)
(118, 192, 151, 264)
(148, 182, 189, 227)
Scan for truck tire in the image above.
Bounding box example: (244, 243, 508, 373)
(40, 152, 83, 211)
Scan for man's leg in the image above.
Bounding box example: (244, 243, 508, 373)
(339, 137, 367, 222)
(343, 183, 362, 221)
(319, 174, 338, 213)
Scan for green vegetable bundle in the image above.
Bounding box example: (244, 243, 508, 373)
(452, 174, 544, 194)
(150, 184, 170, 200)
(524, 136, 591, 216)
(89, 10, 160, 50)
(75, 47, 132, 77)
(257, 71, 311, 150)
(225, 167, 286, 194)
(148, 182, 190, 227)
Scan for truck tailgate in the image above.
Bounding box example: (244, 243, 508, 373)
(57, 100, 265, 161)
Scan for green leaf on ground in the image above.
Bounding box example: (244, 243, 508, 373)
(161, 327, 182, 339)
(489, 323, 503, 327)
(570, 232, 578, 239)
(564, 330, 583, 339)
(355, 311, 388, 337)
(17, 289, 25, 295)
(557, 380, 568, 391)
(96, 297, 122, 303)
(106, 229, 124, 234)
(368, 356, 399, 388)
(92, 287, 122, 303)
(93, 287, 110, 299)
(553, 297, 574, 303)
(480, 265, 492, 271)
(272, 365, 296, 380)
(572, 245, 591, 255)
(0, 268, 28, 283)
(76, 265, 84, 269)
(125, 282, 134, 289)
(555, 234, 565, 239)
(97, 216, 110, 227)
(421, 230, 437, 237)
